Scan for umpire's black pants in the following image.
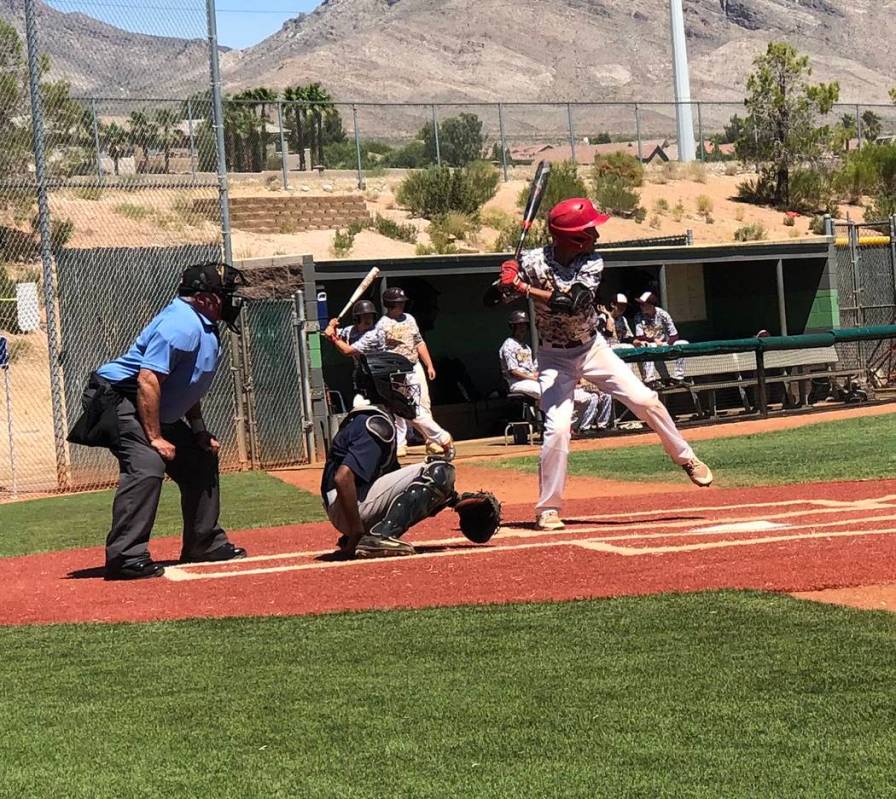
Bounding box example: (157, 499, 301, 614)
(92, 389, 228, 569)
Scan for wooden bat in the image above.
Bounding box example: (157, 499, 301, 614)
(483, 160, 552, 307)
(336, 266, 380, 322)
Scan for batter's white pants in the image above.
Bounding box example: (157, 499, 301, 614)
(509, 379, 610, 430)
(641, 341, 689, 383)
(395, 364, 451, 449)
(536, 337, 696, 513)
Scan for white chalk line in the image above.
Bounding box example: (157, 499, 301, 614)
(164, 499, 896, 582)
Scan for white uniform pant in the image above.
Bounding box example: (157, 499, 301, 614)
(641, 341, 689, 383)
(509, 379, 610, 430)
(536, 337, 696, 513)
(395, 363, 451, 448)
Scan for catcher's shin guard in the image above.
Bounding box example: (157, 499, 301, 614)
(369, 462, 457, 540)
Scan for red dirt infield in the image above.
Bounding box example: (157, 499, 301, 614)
(4, 478, 896, 626)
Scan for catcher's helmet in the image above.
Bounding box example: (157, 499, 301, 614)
(382, 287, 409, 306)
(352, 299, 377, 319)
(508, 310, 528, 327)
(548, 198, 610, 251)
(177, 262, 248, 334)
(356, 353, 418, 419)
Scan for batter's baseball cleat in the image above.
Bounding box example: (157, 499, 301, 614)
(354, 534, 416, 558)
(536, 510, 566, 530)
(683, 458, 713, 487)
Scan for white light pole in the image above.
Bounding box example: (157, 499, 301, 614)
(670, 0, 696, 162)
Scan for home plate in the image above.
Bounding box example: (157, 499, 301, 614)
(697, 520, 787, 534)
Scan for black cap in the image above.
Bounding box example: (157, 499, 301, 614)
(508, 310, 528, 326)
(179, 262, 226, 295)
(352, 299, 377, 318)
(382, 287, 409, 305)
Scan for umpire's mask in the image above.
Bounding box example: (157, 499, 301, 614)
(356, 353, 419, 419)
(178, 262, 249, 334)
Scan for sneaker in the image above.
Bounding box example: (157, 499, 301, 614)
(104, 558, 165, 581)
(536, 510, 565, 531)
(180, 542, 247, 564)
(354, 534, 416, 558)
(683, 458, 713, 487)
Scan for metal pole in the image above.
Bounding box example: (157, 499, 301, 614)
(352, 104, 364, 190)
(497, 102, 509, 182)
(669, 0, 696, 162)
(208, 0, 249, 469)
(697, 102, 704, 161)
(634, 103, 643, 162)
(775, 258, 788, 335)
(90, 98, 103, 183)
(3, 369, 16, 498)
(24, 0, 69, 490)
(187, 98, 197, 180)
(431, 104, 441, 166)
(566, 102, 576, 164)
(294, 289, 317, 463)
(277, 102, 289, 190)
(889, 216, 896, 320)
(658, 264, 668, 306)
(756, 349, 768, 418)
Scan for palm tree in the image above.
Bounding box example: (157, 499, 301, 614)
(155, 108, 180, 174)
(103, 122, 129, 175)
(223, 98, 256, 172)
(304, 83, 333, 168)
(244, 87, 279, 171)
(128, 110, 157, 173)
(283, 85, 308, 171)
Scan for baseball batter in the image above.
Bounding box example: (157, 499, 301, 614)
(498, 197, 713, 530)
(499, 310, 611, 433)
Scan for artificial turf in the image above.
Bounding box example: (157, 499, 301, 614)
(0, 471, 324, 559)
(497, 413, 896, 487)
(0, 591, 894, 798)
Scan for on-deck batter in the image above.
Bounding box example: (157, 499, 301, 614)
(498, 197, 713, 530)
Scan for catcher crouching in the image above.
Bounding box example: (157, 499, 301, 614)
(321, 353, 501, 558)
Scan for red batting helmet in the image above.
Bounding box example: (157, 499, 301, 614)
(548, 198, 610, 250)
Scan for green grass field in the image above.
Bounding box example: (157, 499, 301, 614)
(0, 472, 324, 559)
(1, 592, 894, 798)
(497, 414, 896, 487)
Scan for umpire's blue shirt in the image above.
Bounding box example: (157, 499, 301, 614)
(97, 298, 221, 423)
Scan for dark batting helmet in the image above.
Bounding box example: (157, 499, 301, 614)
(382, 287, 409, 306)
(508, 310, 528, 327)
(352, 299, 377, 319)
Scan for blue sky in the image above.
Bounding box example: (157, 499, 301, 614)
(46, 1, 321, 49)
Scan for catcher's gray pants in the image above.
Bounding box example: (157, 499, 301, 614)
(95, 391, 227, 569)
(326, 463, 431, 536)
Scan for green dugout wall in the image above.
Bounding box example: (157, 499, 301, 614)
(302, 237, 836, 447)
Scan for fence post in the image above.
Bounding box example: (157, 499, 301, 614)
(497, 102, 509, 181)
(90, 97, 103, 183)
(889, 215, 896, 321)
(294, 289, 317, 463)
(634, 103, 643, 162)
(431, 104, 441, 166)
(187, 98, 197, 180)
(566, 102, 576, 164)
(352, 104, 364, 190)
(756, 349, 769, 418)
(24, 0, 70, 490)
(824, 214, 834, 238)
(277, 101, 289, 190)
(208, 0, 249, 469)
(697, 102, 704, 161)
(856, 104, 863, 150)
(776, 258, 788, 335)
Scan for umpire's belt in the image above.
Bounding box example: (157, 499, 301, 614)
(547, 331, 597, 349)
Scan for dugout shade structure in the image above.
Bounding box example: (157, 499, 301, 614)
(301, 237, 838, 452)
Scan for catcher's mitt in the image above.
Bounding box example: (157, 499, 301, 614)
(453, 491, 501, 544)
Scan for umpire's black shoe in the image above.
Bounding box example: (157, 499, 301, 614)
(105, 558, 165, 581)
(180, 542, 247, 564)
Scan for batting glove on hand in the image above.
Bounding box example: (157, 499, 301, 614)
(499, 259, 526, 293)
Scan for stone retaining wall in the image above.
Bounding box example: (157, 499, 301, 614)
(193, 195, 370, 234)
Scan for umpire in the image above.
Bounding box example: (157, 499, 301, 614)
(68, 262, 248, 580)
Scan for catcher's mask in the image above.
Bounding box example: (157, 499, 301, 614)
(356, 353, 419, 419)
(178, 262, 248, 334)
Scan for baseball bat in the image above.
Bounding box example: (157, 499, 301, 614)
(336, 266, 380, 321)
(514, 159, 551, 260)
(483, 160, 551, 307)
